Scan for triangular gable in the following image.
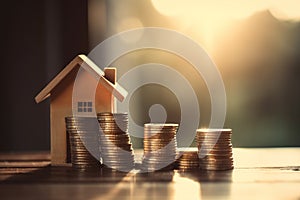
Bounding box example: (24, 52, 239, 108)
(35, 54, 127, 103)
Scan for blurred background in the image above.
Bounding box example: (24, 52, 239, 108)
(1, 0, 299, 152)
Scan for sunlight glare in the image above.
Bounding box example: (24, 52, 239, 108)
(151, 0, 300, 20)
(172, 173, 201, 200)
(116, 17, 144, 43)
(151, 0, 300, 49)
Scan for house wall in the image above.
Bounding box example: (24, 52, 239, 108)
(50, 67, 115, 165)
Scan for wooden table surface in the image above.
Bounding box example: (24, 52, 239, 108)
(0, 148, 300, 200)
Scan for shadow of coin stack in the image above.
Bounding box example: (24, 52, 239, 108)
(196, 129, 234, 170)
(176, 147, 199, 170)
(141, 123, 178, 172)
(97, 113, 134, 171)
(65, 116, 101, 170)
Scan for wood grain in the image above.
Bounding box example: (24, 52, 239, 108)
(0, 148, 299, 200)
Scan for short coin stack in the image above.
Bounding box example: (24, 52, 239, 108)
(65, 116, 101, 169)
(196, 129, 233, 170)
(176, 147, 199, 170)
(142, 123, 178, 172)
(97, 112, 134, 171)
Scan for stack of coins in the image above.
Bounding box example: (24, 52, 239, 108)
(176, 147, 199, 170)
(97, 112, 134, 171)
(142, 123, 178, 172)
(65, 116, 101, 169)
(196, 129, 233, 170)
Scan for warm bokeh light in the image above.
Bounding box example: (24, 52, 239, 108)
(153, 0, 258, 19)
(269, 1, 300, 19)
(103, 0, 300, 147)
(151, 0, 300, 20)
(151, 0, 300, 49)
(116, 17, 144, 43)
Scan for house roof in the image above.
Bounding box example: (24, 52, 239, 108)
(35, 54, 127, 103)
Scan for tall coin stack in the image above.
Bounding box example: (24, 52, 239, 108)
(142, 123, 178, 172)
(65, 116, 101, 169)
(97, 113, 134, 171)
(196, 129, 234, 170)
(176, 147, 199, 170)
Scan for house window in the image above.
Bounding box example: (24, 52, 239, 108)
(78, 101, 92, 112)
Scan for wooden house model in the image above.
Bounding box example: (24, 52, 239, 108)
(35, 55, 126, 165)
